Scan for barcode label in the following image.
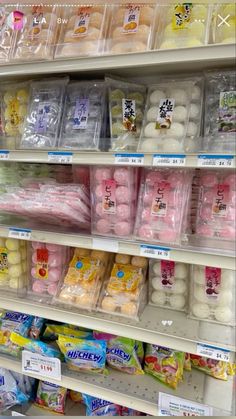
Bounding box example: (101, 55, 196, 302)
(0, 150, 9, 160)
(198, 155, 234, 168)
(114, 153, 144, 165)
(9, 228, 32, 240)
(48, 152, 73, 164)
(197, 343, 230, 363)
(159, 392, 213, 416)
(153, 154, 186, 167)
(140, 245, 170, 260)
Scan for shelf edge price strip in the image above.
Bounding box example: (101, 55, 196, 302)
(8, 228, 32, 240)
(196, 343, 230, 363)
(0, 150, 9, 160)
(158, 392, 213, 416)
(93, 237, 119, 253)
(153, 154, 186, 167)
(114, 153, 144, 165)
(48, 151, 73, 164)
(140, 244, 170, 260)
(22, 350, 61, 381)
(197, 154, 234, 168)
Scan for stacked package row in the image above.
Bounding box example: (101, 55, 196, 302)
(1, 69, 235, 153)
(0, 4, 235, 64)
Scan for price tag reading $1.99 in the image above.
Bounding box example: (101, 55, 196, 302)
(22, 350, 61, 380)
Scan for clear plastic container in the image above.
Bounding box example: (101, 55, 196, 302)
(59, 81, 106, 150)
(149, 260, 189, 312)
(189, 265, 235, 326)
(203, 70, 235, 153)
(12, 5, 60, 62)
(20, 78, 68, 149)
(138, 77, 203, 153)
(54, 248, 111, 312)
(0, 6, 18, 63)
(55, 6, 108, 59)
(27, 242, 69, 303)
(134, 168, 193, 245)
(107, 77, 146, 151)
(91, 166, 138, 239)
(0, 238, 27, 296)
(98, 254, 148, 320)
(154, 4, 211, 50)
(106, 5, 156, 54)
(195, 170, 235, 243)
(211, 3, 236, 45)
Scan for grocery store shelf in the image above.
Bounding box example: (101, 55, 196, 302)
(0, 354, 234, 416)
(0, 45, 234, 79)
(5, 400, 85, 417)
(1, 150, 235, 168)
(0, 296, 235, 357)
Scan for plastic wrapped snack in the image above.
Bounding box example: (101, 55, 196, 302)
(203, 70, 235, 152)
(144, 344, 184, 389)
(107, 77, 146, 151)
(0, 368, 29, 412)
(12, 5, 60, 61)
(190, 355, 229, 380)
(82, 394, 121, 416)
(0, 7, 20, 63)
(138, 76, 203, 153)
(35, 381, 67, 414)
(0, 238, 27, 295)
(149, 260, 189, 312)
(189, 265, 235, 326)
(20, 78, 68, 149)
(55, 6, 108, 59)
(59, 81, 106, 150)
(54, 248, 110, 311)
(0, 310, 33, 357)
(98, 254, 148, 320)
(106, 336, 144, 375)
(195, 170, 235, 243)
(211, 4, 236, 45)
(91, 166, 138, 238)
(154, 4, 211, 50)
(134, 168, 193, 245)
(106, 4, 156, 54)
(28, 242, 69, 303)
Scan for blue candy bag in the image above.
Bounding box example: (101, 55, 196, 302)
(82, 394, 121, 416)
(0, 368, 29, 412)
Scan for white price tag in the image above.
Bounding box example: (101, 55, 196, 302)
(198, 155, 234, 168)
(9, 228, 32, 240)
(48, 152, 73, 164)
(0, 150, 9, 160)
(114, 153, 144, 165)
(153, 154, 186, 167)
(159, 392, 213, 416)
(22, 350, 61, 380)
(93, 238, 119, 253)
(140, 245, 170, 260)
(197, 343, 230, 363)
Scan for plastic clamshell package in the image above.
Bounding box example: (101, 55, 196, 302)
(154, 4, 211, 50)
(98, 254, 148, 320)
(54, 248, 111, 312)
(106, 4, 156, 55)
(195, 170, 236, 244)
(28, 242, 69, 303)
(0, 6, 17, 63)
(0, 238, 27, 296)
(20, 78, 68, 149)
(12, 5, 60, 62)
(189, 265, 235, 326)
(203, 70, 236, 153)
(107, 76, 146, 151)
(91, 166, 138, 239)
(134, 168, 193, 245)
(59, 81, 106, 150)
(137, 77, 203, 153)
(149, 259, 189, 312)
(211, 3, 236, 45)
(55, 6, 108, 59)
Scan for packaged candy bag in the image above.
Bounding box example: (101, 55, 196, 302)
(43, 324, 92, 341)
(10, 332, 62, 359)
(82, 394, 121, 416)
(144, 344, 184, 389)
(184, 353, 191, 371)
(190, 355, 228, 380)
(0, 311, 33, 357)
(106, 337, 144, 375)
(35, 380, 67, 414)
(57, 335, 107, 374)
(11, 372, 36, 401)
(135, 340, 144, 364)
(28, 316, 45, 339)
(0, 368, 29, 412)
(69, 390, 83, 403)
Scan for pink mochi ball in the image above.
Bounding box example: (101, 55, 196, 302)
(146, 172, 163, 185)
(46, 244, 61, 252)
(48, 253, 62, 268)
(32, 280, 46, 293)
(200, 173, 218, 187)
(48, 268, 61, 283)
(96, 219, 111, 234)
(114, 168, 129, 185)
(95, 184, 103, 199)
(116, 204, 130, 220)
(138, 224, 154, 239)
(167, 173, 184, 187)
(158, 229, 177, 242)
(32, 252, 38, 264)
(226, 206, 235, 221)
(143, 191, 153, 206)
(200, 206, 213, 221)
(114, 221, 131, 236)
(31, 267, 37, 278)
(32, 242, 44, 250)
(196, 224, 213, 237)
(95, 168, 112, 182)
(203, 190, 214, 204)
(115, 186, 130, 204)
(141, 208, 151, 222)
(96, 202, 103, 217)
(47, 283, 58, 296)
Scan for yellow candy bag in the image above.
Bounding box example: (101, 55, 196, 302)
(190, 355, 228, 380)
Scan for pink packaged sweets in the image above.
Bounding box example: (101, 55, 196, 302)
(28, 242, 69, 303)
(0, 6, 20, 63)
(195, 170, 235, 243)
(91, 166, 138, 238)
(134, 168, 193, 245)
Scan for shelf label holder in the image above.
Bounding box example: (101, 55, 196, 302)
(140, 245, 170, 260)
(22, 350, 61, 381)
(196, 343, 230, 363)
(153, 154, 186, 167)
(159, 392, 213, 416)
(198, 154, 234, 168)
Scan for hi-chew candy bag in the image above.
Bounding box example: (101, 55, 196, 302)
(106, 336, 144, 375)
(57, 335, 107, 374)
(43, 324, 92, 341)
(35, 380, 67, 414)
(82, 394, 121, 416)
(10, 332, 62, 359)
(0, 368, 29, 412)
(0, 311, 33, 357)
